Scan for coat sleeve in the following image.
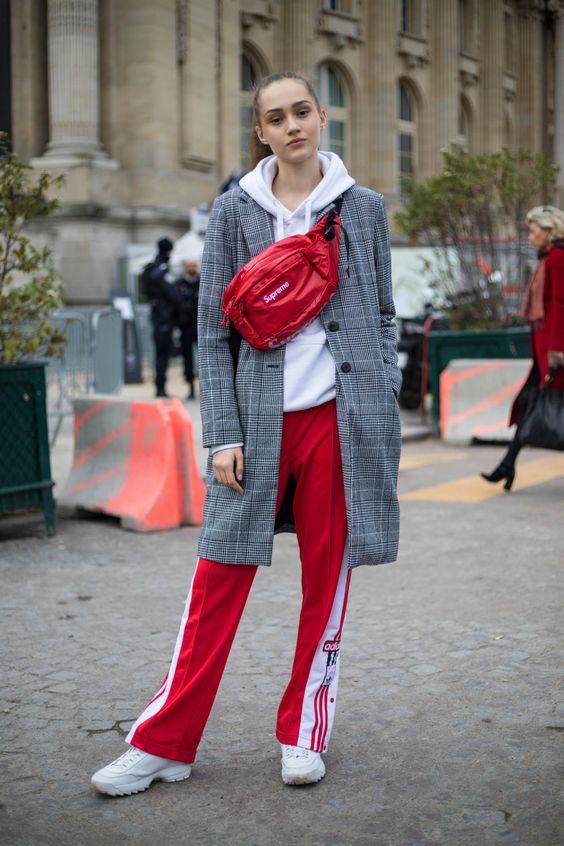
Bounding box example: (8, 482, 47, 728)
(547, 248, 564, 353)
(197, 196, 244, 448)
(373, 194, 402, 399)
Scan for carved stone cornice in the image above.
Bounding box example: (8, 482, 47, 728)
(547, 0, 564, 17)
(241, 1, 279, 31)
(459, 53, 480, 88)
(316, 9, 363, 50)
(515, 0, 545, 19)
(398, 32, 430, 69)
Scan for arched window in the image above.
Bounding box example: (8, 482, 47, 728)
(316, 64, 349, 162)
(397, 80, 416, 191)
(240, 52, 259, 170)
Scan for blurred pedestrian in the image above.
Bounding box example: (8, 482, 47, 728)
(175, 258, 200, 399)
(482, 205, 564, 490)
(141, 237, 178, 398)
(92, 71, 401, 796)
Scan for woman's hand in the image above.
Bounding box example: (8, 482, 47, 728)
(548, 350, 564, 369)
(212, 447, 244, 494)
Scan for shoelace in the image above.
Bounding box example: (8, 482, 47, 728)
(111, 748, 145, 770)
(282, 745, 313, 761)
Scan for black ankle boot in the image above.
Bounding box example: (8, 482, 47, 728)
(481, 463, 515, 492)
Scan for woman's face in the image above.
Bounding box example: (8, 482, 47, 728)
(255, 79, 326, 165)
(528, 221, 551, 252)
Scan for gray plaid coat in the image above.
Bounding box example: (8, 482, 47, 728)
(197, 185, 401, 568)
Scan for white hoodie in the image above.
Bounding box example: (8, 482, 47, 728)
(241, 151, 355, 411)
(212, 152, 355, 454)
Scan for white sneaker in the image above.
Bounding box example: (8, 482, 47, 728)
(91, 746, 192, 797)
(280, 744, 326, 785)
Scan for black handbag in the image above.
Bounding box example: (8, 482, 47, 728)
(518, 370, 564, 451)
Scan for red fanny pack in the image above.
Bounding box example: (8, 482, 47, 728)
(221, 205, 341, 350)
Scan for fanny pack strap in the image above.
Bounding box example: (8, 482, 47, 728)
(225, 192, 350, 367)
(333, 195, 350, 276)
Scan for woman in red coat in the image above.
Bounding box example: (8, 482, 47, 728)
(482, 205, 564, 490)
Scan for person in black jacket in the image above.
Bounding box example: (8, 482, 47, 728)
(175, 258, 200, 399)
(142, 237, 178, 398)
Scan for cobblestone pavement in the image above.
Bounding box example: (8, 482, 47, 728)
(1, 430, 563, 845)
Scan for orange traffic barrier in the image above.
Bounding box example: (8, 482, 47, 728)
(166, 400, 205, 525)
(59, 397, 205, 532)
(440, 359, 530, 444)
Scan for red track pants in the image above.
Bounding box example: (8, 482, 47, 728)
(126, 400, 351, 763)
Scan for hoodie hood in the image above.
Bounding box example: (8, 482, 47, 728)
(239, 151, 355, 240)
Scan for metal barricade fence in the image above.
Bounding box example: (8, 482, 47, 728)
(46, 307, 123, 444)
(134, 304, 155, 374)
(92, 308, 124, 393)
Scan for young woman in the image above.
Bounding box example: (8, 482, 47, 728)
(91, 71, 401, 796)
(482, 205, 564, 489)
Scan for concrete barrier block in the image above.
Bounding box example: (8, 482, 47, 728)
(59, 396, 205, 531)
(440, 359, 531, 445)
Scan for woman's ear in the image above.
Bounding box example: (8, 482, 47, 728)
(255, 125, 267, 145)
(319, 108, 327, 131)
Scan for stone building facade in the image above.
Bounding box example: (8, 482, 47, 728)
(6, 0, 564, 302)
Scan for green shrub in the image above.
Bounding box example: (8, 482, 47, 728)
(395, 146, 558, 329)
(0, 133, 66, 363)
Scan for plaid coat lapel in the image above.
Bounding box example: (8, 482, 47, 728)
(239, 194, 275, 257)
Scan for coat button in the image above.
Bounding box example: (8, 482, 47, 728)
(341, 362, 351, 373)
(328, 321, 339, 331)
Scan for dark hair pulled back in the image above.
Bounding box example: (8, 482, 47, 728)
(247, 71, 321, 171)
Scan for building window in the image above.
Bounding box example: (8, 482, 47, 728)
(458, 100, 467, 138)
(397, 80, 416, 191)
(240, 52, 259, 170)
(504, 11, 515, 73)
(398, 133, 414, 179)
(322, 0, 352, 10)
(400, 0, 421, 36)
(458, 0, 467, 52)
(398, 81, 413, 122)
(316, 64, 349, 161)
(458, 96, 473, 151)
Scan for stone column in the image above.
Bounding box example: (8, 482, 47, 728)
(282, 0, 312, 75)
(515, 3, 544, 151)
(480, 1, 505, 152)
(217, 0, 240, 180)
(36, 0, 113, 166)
(366, 0, 398, 199)
(429, 0, 459, 171)
(553, 1, 564, 206)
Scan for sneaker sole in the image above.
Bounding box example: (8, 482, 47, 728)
(91, 767, 191, 797)
(282, 761, 326, 786)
